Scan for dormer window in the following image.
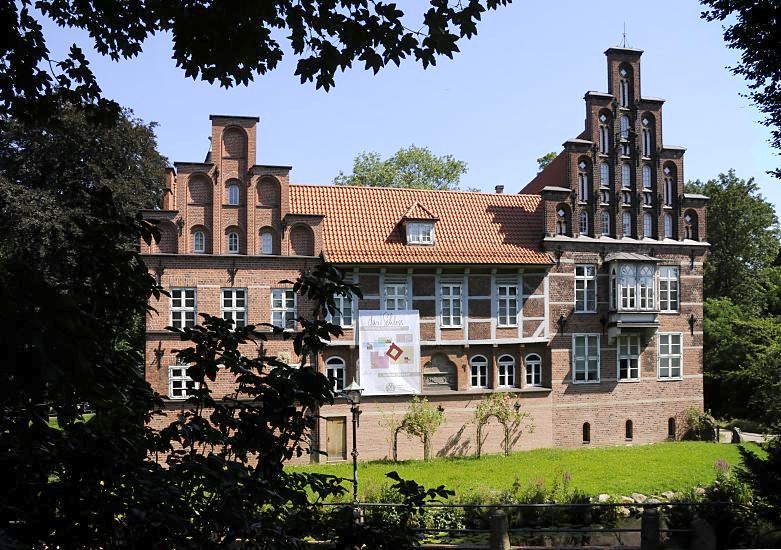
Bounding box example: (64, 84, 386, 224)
(407, 222, 434, 245)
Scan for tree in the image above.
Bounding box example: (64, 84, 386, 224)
(537, 152, 557, 172)
(401, 396, 445, 461)
(2, 0, 511, 120)
(701, 1, 781, 178)
(0, 107, 169, 547)
(687, 170, 781, 312)
(334, 146, 468, 190)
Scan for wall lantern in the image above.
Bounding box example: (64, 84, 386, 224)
(557, 314, 567, 334)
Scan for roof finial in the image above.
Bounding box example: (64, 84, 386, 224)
(622, 22, 627, 48)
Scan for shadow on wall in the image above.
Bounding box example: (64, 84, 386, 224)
(437, 423, 472, 457)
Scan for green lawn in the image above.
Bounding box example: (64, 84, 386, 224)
(294, 442, 759, 499)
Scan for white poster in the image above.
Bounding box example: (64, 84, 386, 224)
(358, 310, 421, 396)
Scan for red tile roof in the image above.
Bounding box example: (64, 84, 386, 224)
(402, 201, 439, 221)
(289, 185, 552, 265)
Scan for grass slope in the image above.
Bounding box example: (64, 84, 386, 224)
(294, 442, 757, 498)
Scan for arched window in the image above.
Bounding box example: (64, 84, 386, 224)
(598, 113, 610, 154)
(668, 417, 677, 439)
(625, 420, 634, 440)
(620, 115, 631, 139)
(470, 355, 488, 388)
(642, 116, 654, 157)
(619, 65, 632, 107)
(325, 357, 346, 392)
(664, 213, 673, 239)
(556, 206, 569, 236)
(525, 353, 542, 387)
(577, 160, 589, 202)
(227, 231, 239, 254)
(622, 211, 632, 237)
(497, 355, 515, 387)
(582, 422, 591, 444)
(601, 211, 611, 236)
(227, 184, 239, 206)
(193, 230, 205, 254)
(684, 211, 698, 241)
(260, 229, 274, 255)
(643, 212, 653, 238)
(621, 163, 631, 188)
(663, 164, 676, 206)
(600, 162, 610, 187)
(579, 211, 589, 235)
(642, 165, 652, 189)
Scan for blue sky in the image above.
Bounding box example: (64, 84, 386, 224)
(40, 1, 780, 210)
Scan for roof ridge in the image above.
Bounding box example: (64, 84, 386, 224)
(289, 183, 540, 199)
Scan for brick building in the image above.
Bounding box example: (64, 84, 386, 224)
(143, 47, 708, 461)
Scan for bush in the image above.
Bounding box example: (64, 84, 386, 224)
(685, 408, 718, 441)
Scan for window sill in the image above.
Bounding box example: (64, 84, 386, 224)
(572, 380, 601, 385)
(657, 377, 683, 382)
(618, 378, 641, 383)
(573, 310, 597, 315)
(497, 325, 519, 329)
(223, 204, 242, 208)
(440, 325, 463, 330)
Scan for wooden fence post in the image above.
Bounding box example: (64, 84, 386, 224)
(640, 507, 660, 550)
(489, 509, 510, 550)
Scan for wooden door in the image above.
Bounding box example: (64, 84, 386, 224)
(326, 417, 347, 461)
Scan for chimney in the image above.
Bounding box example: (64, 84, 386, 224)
(495, 185, 504, 194)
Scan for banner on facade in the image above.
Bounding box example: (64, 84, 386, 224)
(357, 310, 421, 396)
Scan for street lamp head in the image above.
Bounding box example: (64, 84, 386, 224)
(343, 378, 364, 405)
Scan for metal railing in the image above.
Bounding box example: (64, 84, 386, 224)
(312, 501, 724, 549)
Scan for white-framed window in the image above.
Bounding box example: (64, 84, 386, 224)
(643, 212, 653, 238)
(622, 210, 632, 237)
(329, 293, 353, 328)
(271, 288, 297, 329)
(228, 184, 239, 206)
(170, 288, 196, 329)
(497, 284, 518, 327)
(600, 189, 610, 204)
(169, 362, 200, 400)
(407, 222, 434, 245)
(619, 264, 636, 309)
(525, 353, 542, 387)
(556, 208, 568, 235)
(638, 264, 655, 310)
(227, 232, 239, 254)
(325, 356, 346, 392)
(497, 354, 515, 387)
(600, 162, 610, 186)
(470, 355, 488, 388)
(384, 283, 408, 310)
(658, 333, 683, 380)
(575, 264, 596, 313)
(664, 168, 675, 206)
(642, 165, 652, 188)
(261, 231, 273, 254)
(221, 288, 247, 329)
(620, 115, 630, 139)
(659, 266, 679, 312)
(617, 335, 641, 381)
(601, 211, 611, 236)
(664, 213, 673, 238)
(579, 211, 589, 235)
(573, 334, 600, 383)
(621, 163, 631, 188)
(440, 283, 462, 328)
(193, 230, 205, 254)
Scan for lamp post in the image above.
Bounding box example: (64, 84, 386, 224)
(343, 378, 364, 503)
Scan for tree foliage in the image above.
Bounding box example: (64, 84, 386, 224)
(701, 1, 781, 177)
(334, 145, 469, 190)
(687, 170, 780, 312)
(537, 152, 556, 172)
(473, 392, 533, 457)
(401, 396, 445, 461)
(2, 0, 511, 120)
